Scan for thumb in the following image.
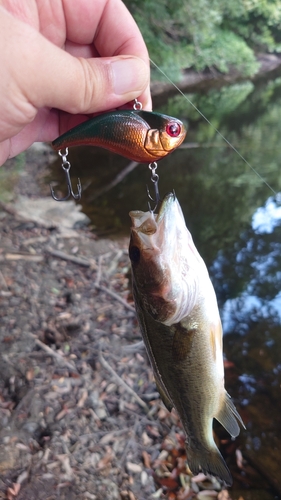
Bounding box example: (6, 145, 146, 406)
(2, 6, 150, 121)
(24, 35, 150, 115)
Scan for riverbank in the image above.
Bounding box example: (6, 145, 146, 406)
(0, 147, 233, 500)
(151, 53, 281, 106)
(0, 129, 279, 497)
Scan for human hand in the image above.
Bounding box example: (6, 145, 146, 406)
(0, 0, 151, 166)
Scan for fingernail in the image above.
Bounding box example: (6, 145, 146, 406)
(111, 58, 148, 95)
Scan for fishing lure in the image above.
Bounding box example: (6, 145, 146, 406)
(50, 100, 186, 201)
(52, 109, 186, 163)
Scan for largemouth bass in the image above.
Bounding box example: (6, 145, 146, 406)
(52, 110, 186, 163)
(129, 193, 244, 486)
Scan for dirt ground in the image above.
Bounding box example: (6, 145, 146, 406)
(0, 146, 273, 500)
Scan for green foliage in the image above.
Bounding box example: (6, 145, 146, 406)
(195, 30, 259, 75)
(124, 0, 281, 81)
(158, 82, 254, 121)
(223, 0, 281, 52)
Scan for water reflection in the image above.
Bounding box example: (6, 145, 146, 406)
(49, 73, 281, 496)
(211, 203, 281, 495)
(253, 197, 281, 234)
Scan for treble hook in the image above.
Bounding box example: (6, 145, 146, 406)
(147, 162, 160, 212)
(50, 148, 82, 202)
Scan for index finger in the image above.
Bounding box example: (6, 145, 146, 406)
(63, 0, 152, 109)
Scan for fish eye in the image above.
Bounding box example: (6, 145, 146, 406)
(129, 245, 141, 263)
(166, 122, 181, 137)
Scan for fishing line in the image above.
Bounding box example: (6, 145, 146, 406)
(150, 58, 277, 196)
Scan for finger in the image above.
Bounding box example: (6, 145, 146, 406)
(0, 107, 59, 166)
(17, 29, 150, 114)
(62, 0, 151, 109)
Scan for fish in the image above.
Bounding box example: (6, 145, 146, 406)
(128, 192, 245, 486)
(52, 110, 186, 163)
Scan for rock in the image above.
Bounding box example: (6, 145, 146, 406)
(11, 195, 90, 237)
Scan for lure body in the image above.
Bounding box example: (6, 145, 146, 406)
(52, 110, 186, 163)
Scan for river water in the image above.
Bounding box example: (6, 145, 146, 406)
(50, 72, 281, 498)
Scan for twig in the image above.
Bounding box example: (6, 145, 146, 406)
(0, 253, 44, 262)
(46, 247, 135, 313)
(28, 335, 77, 372)
(120, 417, 140, 465)
(94, 284, 135, 314)
(45, 247, 95, 267)
(0, 200, 18, 216)
(90, 161, 139, 200)
(95, 255, 103, 287)
(0, 270, 8, 289)
(98, 350, 149, 413)
(107, 249, 124, 276)
(122, 341, 145, 354)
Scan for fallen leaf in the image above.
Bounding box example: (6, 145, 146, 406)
(142, 450, 151, 468)
(6, 483, 21, 499)
(77, 389, 88, 408)
(235, 449, 244, 469)
(197, 491, 218, 499)
(96, 451, 114, 470)
(217, 490, 232, 500)
(25, 368, 34, 381)
(176, 485, 191, 500)
(142, 431, 152, 446)
(156, 475, 179, 490)
(126, 462, 142, 473)
(191, 472, 208, 483)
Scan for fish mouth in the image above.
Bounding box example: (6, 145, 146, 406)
(129, 192, 177, 237)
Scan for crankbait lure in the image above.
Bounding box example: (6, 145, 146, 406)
(50, 100, 186, 201)
(52, 109, 186, 163)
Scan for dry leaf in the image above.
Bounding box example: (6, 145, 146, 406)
(77, 389, 88, 408)
(97, 451, 114, 470)
(142, 431, 152, 446)
(218, 490, 232, 500)
(26, 368, 35, 381)
(176, 485, 191, 500)
(126, 462, 142, 473)
(197, 490, 218, 498)
(6, 483, 21, 500)
(235, 449, 244, 469)
(192, 473, 208, 483)
(142, 450, 151, 468)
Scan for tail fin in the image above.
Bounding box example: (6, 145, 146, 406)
(187, 444, 232, 487)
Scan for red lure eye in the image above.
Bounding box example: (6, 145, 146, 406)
(166, 122, 181, 137)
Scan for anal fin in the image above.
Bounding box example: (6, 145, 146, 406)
(215, 392, 245, 438)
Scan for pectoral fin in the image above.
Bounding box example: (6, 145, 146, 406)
(215, 392, 245, 438)
(133, 285, 174, 412)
